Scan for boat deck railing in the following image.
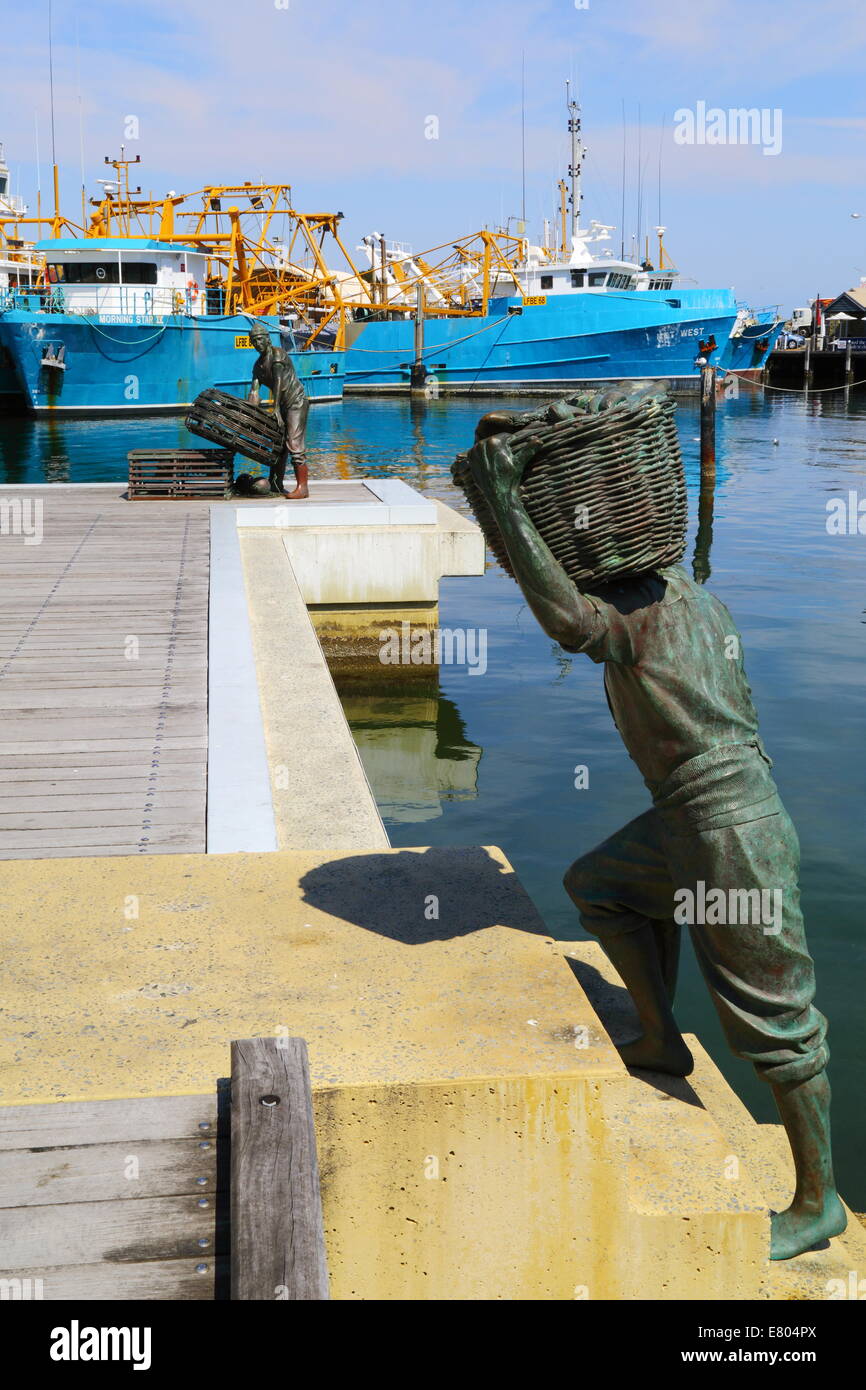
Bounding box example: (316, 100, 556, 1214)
(0, 285, 209, 318)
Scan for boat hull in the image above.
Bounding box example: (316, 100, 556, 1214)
(717, 316, 784, 373)
(0, 338, 24, 411)
(344, 288, 740, 391)
(0, 311, 345, 414)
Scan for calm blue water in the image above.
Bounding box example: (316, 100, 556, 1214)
(2, 391, 864, 1206)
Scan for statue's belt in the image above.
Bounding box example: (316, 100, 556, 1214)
(652, 742, 781, 836)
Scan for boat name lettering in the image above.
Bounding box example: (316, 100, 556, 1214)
(521, 296, 547, 307)
(96, 315, 159, 326)
(235, 335, 253, 349)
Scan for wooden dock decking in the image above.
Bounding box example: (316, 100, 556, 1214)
(0, 489, 210, 859)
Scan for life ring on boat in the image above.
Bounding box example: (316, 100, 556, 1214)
(187, 279, 199, 294)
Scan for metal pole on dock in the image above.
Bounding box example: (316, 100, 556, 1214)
(700, 364, 716, 478)
(379, 234, 388, 311)
(846, 341, 854, 403)
(804, 342, 812, 395)
(410, 283, 427, 396)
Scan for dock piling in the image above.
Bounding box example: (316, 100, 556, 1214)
(410, 283, 427, 396)
(700, 364, 717, 478)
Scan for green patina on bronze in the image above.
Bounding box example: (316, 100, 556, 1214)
(453, 386, 847, 1262)
(186, 325, 311, 499)
(246, 321, 310, 499)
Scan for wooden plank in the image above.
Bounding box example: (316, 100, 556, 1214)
(0, 805, 203, 830)
(0, 824, 204, 849)
(0, 1194, 228, 1268)
(230, 1037, 329, 1301)
(0, 738, 206, 754)
(0, 496, 210, 857)
(0, 1257, 228, 1301)
(0, 750, 206, 770)
(0, 779, 205, 798)
(0, 842, 202, 860)
(0, 1138, 218, 1206)
(0, 1093, 220, 1148)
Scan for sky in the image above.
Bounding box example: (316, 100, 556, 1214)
(2, 0, 866, 310)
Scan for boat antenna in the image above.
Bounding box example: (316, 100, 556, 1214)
(47, 0, 60, 223)
(75, 13, 87, 227)
(566, 77, 583, 244)
(48, 0, 57, 167)
(520, 51, 526, 231)
(658, 110, 664, 226)
(34, 111, 42, 224)
(636, 103, 642, 264)
(620, 98, 626, 260)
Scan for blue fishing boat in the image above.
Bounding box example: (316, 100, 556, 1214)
(343, 90, 779, 392)
(0, 237, 344, 414)
(344, 274, 743, 392)
(719, 305, 785, 373)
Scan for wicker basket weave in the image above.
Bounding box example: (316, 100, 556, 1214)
(185, 388, 283, 468)
(452, 387, 687, 589)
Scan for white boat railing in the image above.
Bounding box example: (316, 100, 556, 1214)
(0, 284, 210, 318)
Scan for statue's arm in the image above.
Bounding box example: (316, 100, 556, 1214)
(271, 376, 286, 431)
(465, 435, 598, 650)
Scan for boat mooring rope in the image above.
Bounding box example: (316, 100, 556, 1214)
(347, 312, 517, 356)
(721, 367, 866, 395)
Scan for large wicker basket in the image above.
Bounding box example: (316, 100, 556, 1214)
(185, 388, 283, 468)
(452, 387, 687, 589)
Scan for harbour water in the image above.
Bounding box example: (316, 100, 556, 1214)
(2, 389, 864, 1206)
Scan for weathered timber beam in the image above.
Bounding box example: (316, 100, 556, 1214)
(230, 1037, 329, 1301)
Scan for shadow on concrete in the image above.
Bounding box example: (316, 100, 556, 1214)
(299, 845, 550, 945)
(301, 845, 706, 1109)
(561, 952, 705, 1110)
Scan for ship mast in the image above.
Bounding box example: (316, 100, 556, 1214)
(565, 79, 583, 248)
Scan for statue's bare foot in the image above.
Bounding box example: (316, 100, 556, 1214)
(770, 1193, 847, 1261)
(618, 1031, 694, 1077)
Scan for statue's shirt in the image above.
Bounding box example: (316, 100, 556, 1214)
(255, 346, 307, 411)
(562, 565, 774, 811)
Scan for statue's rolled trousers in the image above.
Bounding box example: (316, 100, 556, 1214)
(247, 320, 310, 498)
(459, 398, 846, 1262)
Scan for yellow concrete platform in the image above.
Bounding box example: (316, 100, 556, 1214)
(558, 939, 862, 1301)
(1, 845, 621, 1104)
(0, 844, 772, 1299)
(2, 843, 632, 1298)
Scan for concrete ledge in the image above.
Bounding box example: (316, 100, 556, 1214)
(207, 508, 278, 853)
(557, 938, 863, 1300)
(234, 480, 437, 528)
(240, 530, 389, 852)
(281, 500, 485, 605)
(0, 850, 778, 1299)
(0, 845, 622, 1106)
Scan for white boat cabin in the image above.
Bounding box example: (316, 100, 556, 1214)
(357, 218, 679, 310)
(496, 222, 678, 299)
(36, 238, 209, 318)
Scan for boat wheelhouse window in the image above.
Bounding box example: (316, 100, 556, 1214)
(606, 272, 636, 290)
(47, 261, 120, 284)
(588, 272, 607, 287)
(120, 262, 159, 285)
(540, 274, 554, 289)
(571, 270, 586, 287)
(46, 260, 159, 286)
